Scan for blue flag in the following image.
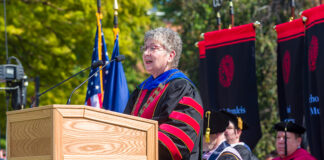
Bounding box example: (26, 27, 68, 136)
(103, 35, 129, 112)
(85, 25, 110, 108)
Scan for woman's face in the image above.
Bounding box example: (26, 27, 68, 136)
(142, 39, 174, 78)
(225, 121, 240, 144)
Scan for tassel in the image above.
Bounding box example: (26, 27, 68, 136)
(237, 117, 243, 130)
(205, 111, 211, 143)
(205, 128, 210, 143)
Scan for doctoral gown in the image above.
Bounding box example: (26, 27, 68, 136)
(124, 69, 204, 160)
(273, 148, 316, 160)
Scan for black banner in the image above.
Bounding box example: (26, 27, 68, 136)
(198, 41, 210, 108)
(204, 24, 261, 149)
(302, 5, 324, 160)
(276, 18, 305, 125)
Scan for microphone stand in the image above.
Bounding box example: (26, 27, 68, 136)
(38, 67, 91, 98)
(66, 62, 109, 105)
(66, 55, 125, 105)
(31, 61, 104, 107)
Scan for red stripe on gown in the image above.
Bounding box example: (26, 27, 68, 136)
(179, 97, 204, 118)
(159, 131, 182, 160)
(160, 124, 194, 152)
(169, 111, 200, 135)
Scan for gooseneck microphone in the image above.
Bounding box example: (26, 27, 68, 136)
(31, 60, 104, 107)
(91, 60, 105, 69)
(66, 55, 125, 104)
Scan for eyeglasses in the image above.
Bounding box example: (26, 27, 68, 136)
(141, 44, 166, 52)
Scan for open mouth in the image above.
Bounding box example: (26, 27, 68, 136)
(145, 60, 153, 64)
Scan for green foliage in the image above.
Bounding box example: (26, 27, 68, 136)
(0, 137, 5, 149)
(0, 0, 152, 145)
(152, 0, 313, 158)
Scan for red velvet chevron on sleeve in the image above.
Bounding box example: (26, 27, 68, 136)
(169, 111, 200, 135)
(158, 131, 182, 160)
(178, 96, 204, 118)
(160, 124, 194, 152)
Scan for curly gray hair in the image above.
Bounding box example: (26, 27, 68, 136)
(144, 27, 182, 68)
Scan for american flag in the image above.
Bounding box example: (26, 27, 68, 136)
(85, 23, 109, 109)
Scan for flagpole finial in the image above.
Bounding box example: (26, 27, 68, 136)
(114, 0, 118, 10)
(195, 42, 199, 48)
(113, 0, 119, 39)
(200, 33, 205, 39)
(196, 34, 204, 46)
(253, 21, 261, 28)
(302, 16, 308, 22)
(114, 0, 119, 16)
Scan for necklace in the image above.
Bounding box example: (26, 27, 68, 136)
(131, 70, 180, 117)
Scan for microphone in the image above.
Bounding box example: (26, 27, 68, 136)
(115, 54, 125, 62)
(66, 55, 125, 104)
(31, 60, 104, 107)
(91, 60, 104, 69)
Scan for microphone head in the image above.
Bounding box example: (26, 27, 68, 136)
(115, 55, 125, 62)
(91, 60, 104, 69)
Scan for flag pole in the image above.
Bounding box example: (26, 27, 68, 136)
(195, 0, 222, 47)
(113, 0, 120, 40)
(97, 0, 101, 13)
(229, 0, 234, 29)
(96, 0, 104, 98)
(289, 0, 295, 21)
(216, 12, 221, 30)
(213, 0, 223, 30)
(96, 0, 102, 61)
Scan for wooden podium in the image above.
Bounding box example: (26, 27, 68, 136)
(6, 105, 158, 160)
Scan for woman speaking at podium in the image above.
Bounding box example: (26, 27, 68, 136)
(124, 27, 203, 160)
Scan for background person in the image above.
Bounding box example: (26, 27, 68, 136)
(222, 111, 258, 160)
(273, 121, 316, 160)
(124, 27, 203, 160)
(203, 110, 242, 160)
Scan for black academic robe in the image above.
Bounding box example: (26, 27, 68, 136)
(233, 144, 258, 160)
(124, 78, 204, 160)
(204, 141, 242, 160)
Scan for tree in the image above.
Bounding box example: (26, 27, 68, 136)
(0, 0, 152, 149)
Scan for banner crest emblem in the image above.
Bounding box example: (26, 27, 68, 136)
(308, 35, 318, 72)
(283, 50, 291, 84)
(218, 54, 234, 88)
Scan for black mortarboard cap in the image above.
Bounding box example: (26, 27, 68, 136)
(274, 121, 305, 134)
(274, 121, 305, 156)
(220, 110, 248, 130)
(203, 110, 229, 135)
